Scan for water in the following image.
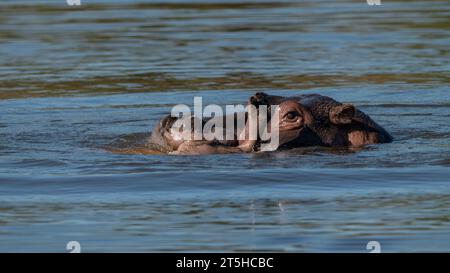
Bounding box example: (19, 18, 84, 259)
(0, 0, 449, 252)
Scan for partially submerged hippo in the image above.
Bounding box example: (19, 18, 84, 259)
(148, 92, 393, 154)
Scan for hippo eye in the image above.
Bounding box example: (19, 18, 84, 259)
(284, 111, 298, 120)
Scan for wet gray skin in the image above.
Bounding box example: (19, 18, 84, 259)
(250, 92, 394, 149)
(148, 92, 393, 154)
(149, 113, 245, 154)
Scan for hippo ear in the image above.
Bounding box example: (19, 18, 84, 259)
(160, 115, 180, 131)
(249, 92, 269, 106)
(249, 92, 284, 106)
(329, 104, 355, 125)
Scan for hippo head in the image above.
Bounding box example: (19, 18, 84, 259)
(274, 99, 318, 149)
(148, 115, 180, 152)
(149, 114, 201, 152)
(246, 92, 320, 151)
(147, 91, 391, 154)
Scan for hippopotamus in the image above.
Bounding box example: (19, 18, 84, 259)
(148, 92, 393, 154)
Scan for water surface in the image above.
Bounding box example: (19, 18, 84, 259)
(0, 0, 449, 252)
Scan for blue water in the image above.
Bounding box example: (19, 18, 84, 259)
(0, 0, 449, 252)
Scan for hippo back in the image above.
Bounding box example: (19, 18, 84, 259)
(291, 94, 393, 145)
